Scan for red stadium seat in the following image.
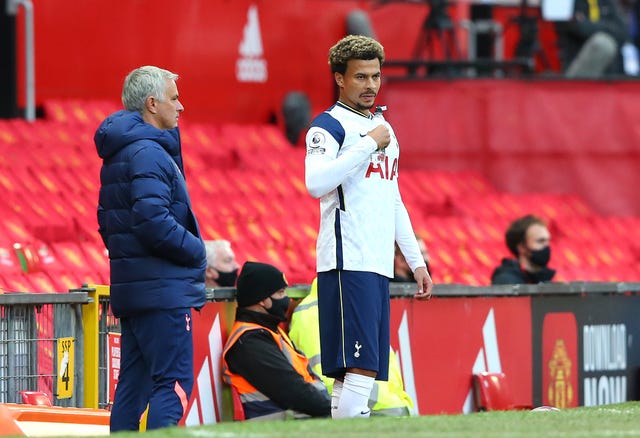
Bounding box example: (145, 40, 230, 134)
(0, 272, 37, 293)
(2, 102, 640, 290)
(473, 372, 532, 412)
(20, 390, 53, 407)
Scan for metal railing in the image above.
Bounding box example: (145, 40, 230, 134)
(0, 291, 90, 405)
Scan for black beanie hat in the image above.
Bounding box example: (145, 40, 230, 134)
(236, 261, 288, 307)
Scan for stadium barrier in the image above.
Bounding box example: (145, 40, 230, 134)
(1, 282, 640, 428)
(0, 403, 110, 436)
(0, 291, 89, 406)
(0, 290, 110, 436)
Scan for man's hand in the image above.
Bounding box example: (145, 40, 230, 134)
(367, 125, 390, 150)
(413, 267, 433, 300)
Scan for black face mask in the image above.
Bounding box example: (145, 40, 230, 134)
(267, 296, 290, 320)
(216, 269, 238, 287)
(529, 246, 551, 267)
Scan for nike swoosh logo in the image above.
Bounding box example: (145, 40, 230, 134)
(359, 133, 367, 137)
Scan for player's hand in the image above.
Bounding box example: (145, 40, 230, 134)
(367, 125, 390, 150)
(413, 267, 433, 301)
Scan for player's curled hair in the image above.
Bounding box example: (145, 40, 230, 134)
(328, 35, 385, 74)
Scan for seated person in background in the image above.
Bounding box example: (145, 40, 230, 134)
(203, 240, 240, 288)
(289, 278, 414, 417)
(555, 0, 627, 78)
(222, 261, 331, 420)
(391, 234, 431, 282)
(491, 215, 556, 285)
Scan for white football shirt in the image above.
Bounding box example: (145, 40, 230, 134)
(305, 102, 425, 278)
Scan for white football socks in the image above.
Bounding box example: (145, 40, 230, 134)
(332, 372, 375, 419)
(331, 379, 343, 413)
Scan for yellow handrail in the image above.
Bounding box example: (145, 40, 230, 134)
(82, 284, 110, 409)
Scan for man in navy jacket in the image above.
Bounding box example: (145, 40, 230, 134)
(95, 66, 206, 431)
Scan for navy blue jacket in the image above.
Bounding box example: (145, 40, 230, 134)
(95, 110, 206, 317)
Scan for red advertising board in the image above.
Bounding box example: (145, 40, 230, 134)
(390, 296, 532, 414)
(182, 301, 236, 425)
(107, 333, 121, 404)
(182, 292, 640, 424)
(541, 312, 579, 409)
(183, 295, 532, 424)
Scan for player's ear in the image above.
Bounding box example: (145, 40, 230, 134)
(334, 72, 344, 87)
(145, 96, 158, 114)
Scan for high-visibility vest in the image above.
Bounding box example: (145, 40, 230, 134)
(222, 320, 326, 420)
(289, 279, 414, 416)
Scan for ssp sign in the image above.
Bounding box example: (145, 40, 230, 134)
(57, 337, 74, 399)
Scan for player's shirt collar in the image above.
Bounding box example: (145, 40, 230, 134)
(336, 101, 372, 119)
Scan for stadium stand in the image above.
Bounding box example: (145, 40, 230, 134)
(0, 99, 638, 292)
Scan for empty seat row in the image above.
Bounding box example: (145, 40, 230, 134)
(0, 100, 638, 292)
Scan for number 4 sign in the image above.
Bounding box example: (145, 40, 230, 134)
(56, 337, 74, 399)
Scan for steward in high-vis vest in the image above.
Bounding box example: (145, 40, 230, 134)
(289, 278, 414, 416)
(222, 261, 331, 420)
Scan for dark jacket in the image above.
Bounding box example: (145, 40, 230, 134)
(95, 110, 206, 317)
(491, 258, 556, 285)
(223, 308, 331, 418)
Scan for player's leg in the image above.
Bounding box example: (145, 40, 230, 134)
(317, 270, 345, 415)
(138, 308, 194, 429)
(333, 271, 388, 418)
(377, 280, 390, 382)
(336, 370, 376, 418)
(331, 379, 343, 413)
(110, 318, 152, 432)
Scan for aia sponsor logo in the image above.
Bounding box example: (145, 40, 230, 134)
(365, 155, 397, 180)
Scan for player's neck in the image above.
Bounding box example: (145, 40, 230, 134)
(336, 100, 371, 117)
